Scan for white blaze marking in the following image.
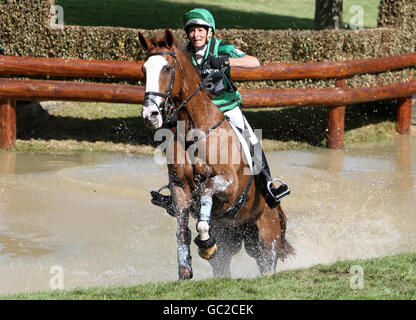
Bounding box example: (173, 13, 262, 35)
(142, 55, 168, 128)
(143, 55, 168, 108)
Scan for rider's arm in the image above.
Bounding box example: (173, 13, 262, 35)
(229, 55, 260, 69)
(218, 42, 260, 69)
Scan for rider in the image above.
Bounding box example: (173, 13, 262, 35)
(151, 8, 289, 210)
(183, 8, 290, 208)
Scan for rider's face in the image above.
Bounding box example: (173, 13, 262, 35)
(188, 26, 208, 49)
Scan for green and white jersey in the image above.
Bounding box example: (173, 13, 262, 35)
(187, 37, 246, 112)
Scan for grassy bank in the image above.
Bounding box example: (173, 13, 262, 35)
(55, 0, 380, 30)
(3, 252, 415, 300)
(14, 100, 401, 155)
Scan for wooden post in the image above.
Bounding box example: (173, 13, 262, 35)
(326, 79, 346, 149)
(396, 71, 414, 135)
(0, 151, 16, 174)
(397, 96, 412, 134)
(0, 98, 17, 150)
(412, 94, 416, 125)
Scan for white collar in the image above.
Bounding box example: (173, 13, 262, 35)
(195, 44, 208, 63)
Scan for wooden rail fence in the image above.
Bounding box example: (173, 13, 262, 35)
(0, 52, 415, 150)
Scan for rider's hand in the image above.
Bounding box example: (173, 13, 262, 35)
(209, 55, 230, 69)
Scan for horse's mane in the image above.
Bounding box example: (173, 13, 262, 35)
(148, 31, 195, 66)
(147, 30, 212, 99)
(148, 32, 185, 53)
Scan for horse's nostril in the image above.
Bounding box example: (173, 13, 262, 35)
(151, 111, 159, 117)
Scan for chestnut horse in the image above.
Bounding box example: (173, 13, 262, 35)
(139, 29, 293, 280)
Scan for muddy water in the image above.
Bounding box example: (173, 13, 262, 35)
(0, 136, 415, 295)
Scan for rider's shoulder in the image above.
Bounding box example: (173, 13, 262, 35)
(217, 40, 245, 58)
(217, 39, 233, 50)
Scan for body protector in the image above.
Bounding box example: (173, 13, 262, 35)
(187, 37, 246, 112)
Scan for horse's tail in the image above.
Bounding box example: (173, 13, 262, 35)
(277, 206, 295, 260)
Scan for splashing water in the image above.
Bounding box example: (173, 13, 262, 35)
(0, 136, 415, 295)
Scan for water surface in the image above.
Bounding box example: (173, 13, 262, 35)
(0, 136, 415, 295)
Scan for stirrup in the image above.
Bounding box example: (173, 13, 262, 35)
(265, 178, 290, 209)
(267, 178, 291, 200)
(150, 185, 175, 217)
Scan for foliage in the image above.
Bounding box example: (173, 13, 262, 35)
(0, 0, 414, 90)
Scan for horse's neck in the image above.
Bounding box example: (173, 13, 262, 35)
(176, 50, 224, 129)
(182, 91, 223, 129)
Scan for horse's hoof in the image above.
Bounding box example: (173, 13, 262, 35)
(194, 235, 217, 260)
(178, 266, 193, 280)
(198, 243, 217, 260)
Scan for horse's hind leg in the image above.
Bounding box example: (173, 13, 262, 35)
(243, 206, 289, 275)
(207, 224, 243, 277)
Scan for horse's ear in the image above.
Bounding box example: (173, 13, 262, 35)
(138, 32, 151, 51)
(164, 29, 174, 49)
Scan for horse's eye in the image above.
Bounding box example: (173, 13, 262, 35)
(163, 65, 172, 73)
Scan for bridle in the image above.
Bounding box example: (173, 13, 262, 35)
(143, 48, 226, 132)
(144, 50, 178, 119)
(144, 49, 195, 129)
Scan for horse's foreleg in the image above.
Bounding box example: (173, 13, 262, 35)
(172, 185, 193, 280)
(194, 194, 217, 260)
(195, 172, 234, 260)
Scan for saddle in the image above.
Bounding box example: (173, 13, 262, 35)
(150, 117, 289, 215)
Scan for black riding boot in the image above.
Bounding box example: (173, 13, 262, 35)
(254, 146, 290, 209)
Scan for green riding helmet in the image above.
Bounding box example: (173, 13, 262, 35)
(183, 8, 216, 34)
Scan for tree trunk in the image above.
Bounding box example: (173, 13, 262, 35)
(314, 0, 344, 30)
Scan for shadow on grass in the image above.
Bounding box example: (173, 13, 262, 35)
(56, 0, 314, 30)
(18, 112, 156, 147)
(17, 101, 397, 148)
(243, 101, 397, 146)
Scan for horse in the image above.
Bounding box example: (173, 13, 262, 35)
(138, 29, 294, 280)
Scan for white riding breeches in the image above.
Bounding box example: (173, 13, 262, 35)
(224, 106, 259, 145)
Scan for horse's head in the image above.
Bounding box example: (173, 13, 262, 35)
(138, 29, 182, 129)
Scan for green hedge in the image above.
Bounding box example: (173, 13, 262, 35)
(0, 0, 415, 90)
(378, 0, 416, 28)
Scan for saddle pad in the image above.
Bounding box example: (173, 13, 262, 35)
(227, 121, 254, 175)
